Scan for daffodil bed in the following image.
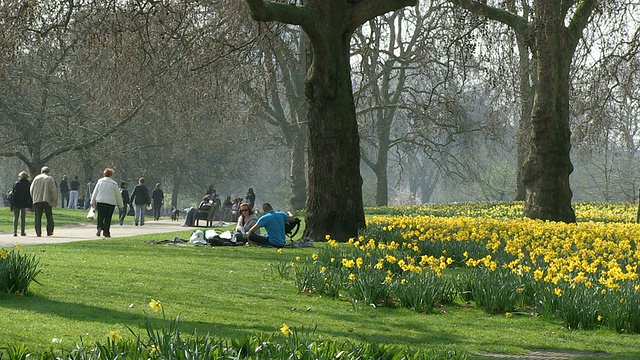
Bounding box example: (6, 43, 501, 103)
(2, 202, 640, 358)
(287, 202, 640, 332)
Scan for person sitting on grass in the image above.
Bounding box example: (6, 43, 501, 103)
(243, 203, 296, 248)
(232, 202, 259, 243)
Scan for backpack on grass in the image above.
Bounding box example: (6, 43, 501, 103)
(285, 217, 302, 240)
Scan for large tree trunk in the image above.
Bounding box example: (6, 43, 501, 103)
(171, 172, 181, 209)
(512, 9, 534, 202)
(289, 35, 309, 211)
(305, 32, 366, 241)
(246, 0, 416, 240)
(290, 132, 306, 210)
(374, 129, 390, 206)
(522, 5, 576, 223)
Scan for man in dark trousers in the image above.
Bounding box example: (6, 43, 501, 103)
(59, 175, 69, 208)
(129, 177, 150, 226)
(30, 166, 58, 237)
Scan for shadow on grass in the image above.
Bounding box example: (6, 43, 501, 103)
(0, 291, 466, 351)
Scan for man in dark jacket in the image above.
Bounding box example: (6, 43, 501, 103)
(119, 181, 130, 226)
(12, 171, 33, 236)
(59, 175, 69, 208)
(129, 177, 150, 226)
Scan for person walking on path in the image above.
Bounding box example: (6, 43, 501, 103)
(151, 182, 164, 221)
(59, 175, 69, 208)
(130, 177, 151, 226)
(119, 181, 130, 226)
(11, 171, 32, 237)
(30, 166, 58, 237)
(91, 168, 124, 238)
(68, 176, 80, 209)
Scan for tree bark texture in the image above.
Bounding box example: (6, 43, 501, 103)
(290, 132, 307, 210)
(511, 0, 533, 202)
(246, 0, 416, 240)
(522, 1, 583, 223)
(449, 0, 595, 222)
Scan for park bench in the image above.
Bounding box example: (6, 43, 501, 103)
(194, 203, 219, 227)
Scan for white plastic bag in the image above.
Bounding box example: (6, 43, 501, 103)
(219, 230, 232, 240)
(205, 229, 218, 240)
(87, 207, 95, 220)
(190, 230, 207, 244)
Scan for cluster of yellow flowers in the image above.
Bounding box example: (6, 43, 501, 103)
(363, 206, 640, 293)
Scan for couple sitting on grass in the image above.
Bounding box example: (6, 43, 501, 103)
(235, 202, 296, 248)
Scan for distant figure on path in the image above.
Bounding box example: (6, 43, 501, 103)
(59, 175, 69, 208)
(119, 181, 130, 226)
(68, 176, 80, 209)
(151, 182, 164, 221)
(130, 177, 150, 226)
(91, 168, 124, 238)
(30, 166, 58, 237)
(11, 171, 32, 236)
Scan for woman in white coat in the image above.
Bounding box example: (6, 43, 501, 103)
(91, 168, 124, 238)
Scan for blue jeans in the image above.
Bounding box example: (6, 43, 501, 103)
(134, 204, 146, 225)
(68, 190, 79, 209)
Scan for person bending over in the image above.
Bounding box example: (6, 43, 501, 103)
(244, 203, 295, 248)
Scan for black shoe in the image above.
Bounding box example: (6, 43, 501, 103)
(135, 223, 139, 226)
(13, 233, 17, 237)
(21, 232, 26, 236)
(47, 233, 53, 236)
(104, 234, 111, 238)
(97, 229, 101, 237)
(37, 234, 41, 237)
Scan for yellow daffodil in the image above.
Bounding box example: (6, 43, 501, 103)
(505, 312, 512, 318)
(149, 299, 162, 312)
(107, 330, 122, 342)
(15, 243, 21, 248)
(280, 323, 293, 336)
(277, 248, 282, 254)
(348, 273, 356, 281)
(0, 249, 7, 260)
(312, 253, 318, 261)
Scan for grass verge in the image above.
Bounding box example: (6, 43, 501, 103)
(0, 234, 639, 359)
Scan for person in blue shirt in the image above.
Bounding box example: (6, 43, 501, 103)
(244, 203, 296, 248)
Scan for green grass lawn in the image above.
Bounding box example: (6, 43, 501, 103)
(1, 207, 639, 358)
(1, 206, 93, 233)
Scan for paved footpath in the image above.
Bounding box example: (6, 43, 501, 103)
(0, 219, 231, 248)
